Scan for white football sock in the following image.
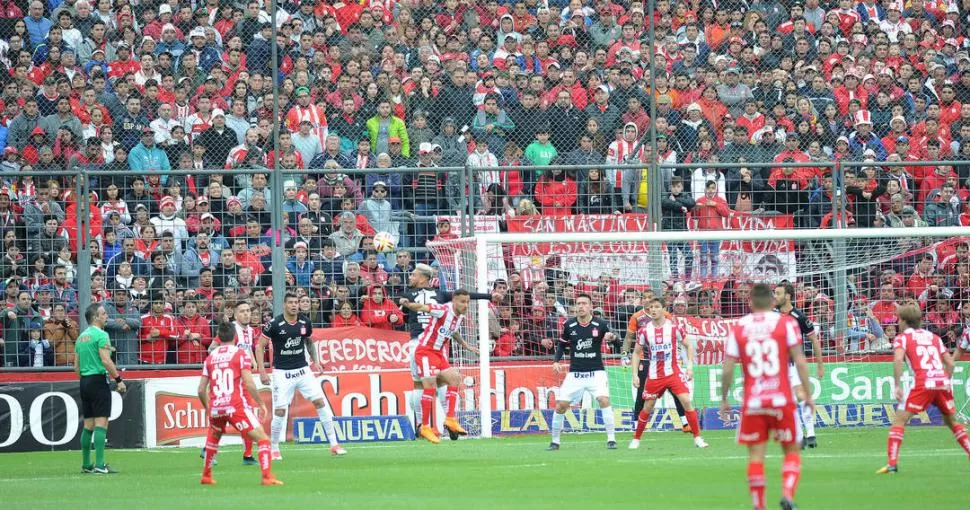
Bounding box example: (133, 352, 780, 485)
(601, 407, 616, 442)
(316, 405, 340, 447)
(794, 401, 805, 443)
(271, 414, 285, 448)
(551, 412, 565, 444)
(801, 401, 816, 438)
(409, 389, 423, 430)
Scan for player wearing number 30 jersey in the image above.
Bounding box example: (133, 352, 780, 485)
(721, 284, 814, 510)
(198, 322, 282, 486)
(876, 304, 970, 474)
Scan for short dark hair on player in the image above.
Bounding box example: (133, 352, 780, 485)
(84, 303, 104, 323)
(284, 291, 299, 301)
(575, 293, 592, 303)
(649, 297, 665, 308)
(777, 282, 795, 302)
(750, 284, 773, 311)
(452, 288, 470, 297)
(216, 321, 236, 343)
(897, 304, 922, 328)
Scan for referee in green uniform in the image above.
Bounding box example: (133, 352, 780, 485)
(75, 303, 126, 474)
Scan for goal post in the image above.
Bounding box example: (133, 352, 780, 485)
(429, 225, 970, 438)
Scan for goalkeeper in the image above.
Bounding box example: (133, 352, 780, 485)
(622, 290, 690, 433)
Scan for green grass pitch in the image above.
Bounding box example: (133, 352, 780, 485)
(1, 428, 967, 509)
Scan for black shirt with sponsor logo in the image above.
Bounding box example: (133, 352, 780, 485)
(262, 314, 313, 370)
(776, 306, 816, 359)
(559, 317, 610, 373)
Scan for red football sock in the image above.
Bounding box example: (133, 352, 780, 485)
(202, 429, 220, 477)
(747, 461, 766, 510)
(781, 453, 801, 500)
(634, 410, 649, 440)
(685, 409, 701, 438)
(421, 388, 436, 427)
(888, 425, 905, 467)
(257, 439, 272, 479)
(243, 436, 253, 457)
(446, 386, 459, 418)
(951, 423, 970, 456)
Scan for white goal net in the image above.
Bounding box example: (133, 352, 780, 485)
(428, 226, 970, 439)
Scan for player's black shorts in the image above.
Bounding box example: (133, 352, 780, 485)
(79, 375, 111, 418)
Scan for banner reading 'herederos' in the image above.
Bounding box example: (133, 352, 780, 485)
(312, 326, 411, 372)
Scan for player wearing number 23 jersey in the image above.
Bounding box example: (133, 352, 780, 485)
(878, 304, 970, 474)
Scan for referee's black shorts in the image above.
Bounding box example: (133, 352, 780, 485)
(80, 375, 112, 418)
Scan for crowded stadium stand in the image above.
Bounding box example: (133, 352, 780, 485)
(0, 0, 969, 371)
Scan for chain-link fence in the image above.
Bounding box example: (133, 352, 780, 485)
(3, 0, 970, 369)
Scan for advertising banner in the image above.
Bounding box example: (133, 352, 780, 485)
(702, 404, 944, 431)
(0, 380, 145, 452)
(605, 362, 970, 409)
(292, 416, 415, 444)
(312, 326, 411, 372)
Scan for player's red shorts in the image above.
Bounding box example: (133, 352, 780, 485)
(903, 387, 956, 415)
(737, 406, 798, 446)
(415, 350, 450, 379)
(642, 374, 690, 400)
(210, 406, 259, 435)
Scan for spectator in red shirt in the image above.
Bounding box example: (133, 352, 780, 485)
(331, 299, 361, 327)
(907, 254, 936, 298)
(175, 299, 210, 364)
(138, 294, 177, 365)
(534, 165, 577, 216)
(359, 285, 401, 330)
(693, 181, 732, 280)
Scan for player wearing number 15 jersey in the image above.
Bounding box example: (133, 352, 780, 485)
(721, 284, 814, 510)
(877, 304, 970, 474)
(197, 322, 282, 486)
(629, 298, 708, 449)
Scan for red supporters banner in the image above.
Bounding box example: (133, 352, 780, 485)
(505, 213, 798, 284)
(671, 316, 737, 365)
(312, 326, 411, 372)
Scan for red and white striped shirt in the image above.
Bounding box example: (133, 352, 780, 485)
(637, 320, 688, 379)
(894, 328, 950, 390)
(415, 303, 463, 355)
(233, 321, 258, 356)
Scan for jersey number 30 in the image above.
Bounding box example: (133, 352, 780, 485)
(746, 341, 780, 377)
(212, 368, 235, 398)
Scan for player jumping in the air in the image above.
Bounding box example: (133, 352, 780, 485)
(774, 283, 824, 449)
(877, 304, 970, 474)
(256, 292, 347, 459)
(549, 293, 618, 450)
(622, 289, 690, 433)
(400, 264, 491, 440)
(399, 289, 479, 444)
(198, 322, 282, 486)
(629, 298, 708, 449)
(722, 284, 814, 510)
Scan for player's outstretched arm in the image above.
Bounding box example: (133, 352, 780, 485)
(790, 347, 815, 413)
(452, 332, 479, 354)
(197, 377, 210, 410)
(256, 335, 270, 384)
(808, 331, 824, 377)
(631, 343, 643, 387)
(942, 350, 955, 378)
(399, 299, 431, 313)
(892, 347, 906, 401)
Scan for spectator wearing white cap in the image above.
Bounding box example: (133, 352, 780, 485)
(848, 110, 887, 160)
(150, 196, 189, 251)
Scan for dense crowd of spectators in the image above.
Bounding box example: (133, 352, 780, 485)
(0, 0, 969, 367)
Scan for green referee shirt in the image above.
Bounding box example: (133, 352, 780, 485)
(75, 326, 110, 376)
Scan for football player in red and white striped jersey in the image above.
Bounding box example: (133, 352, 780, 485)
(629, 297, 708, 449)
(877, 304, 970, 474)
(399, 289, 479, 444)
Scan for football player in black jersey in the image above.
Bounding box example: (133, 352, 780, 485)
(256, 292, 347, 459)
(775, 283, 825, 449)
(549, 293, 619, 450)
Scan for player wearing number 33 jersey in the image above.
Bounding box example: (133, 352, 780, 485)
(877, 304, 970, 475)
(720, 284, 814, 510)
